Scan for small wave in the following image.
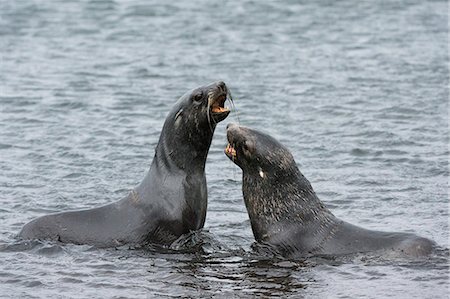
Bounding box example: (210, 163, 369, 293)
(62, 172, 86, 179)
(0, 143, 13, 150)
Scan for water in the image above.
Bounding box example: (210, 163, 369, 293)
(0, 0, 448, 298)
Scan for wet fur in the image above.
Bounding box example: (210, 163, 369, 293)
(19, 82, 230, 247)
(226, 124, 435, 258)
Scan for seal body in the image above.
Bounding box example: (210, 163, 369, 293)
(19, 81, 231, 247)
(225, 123, 435, 258)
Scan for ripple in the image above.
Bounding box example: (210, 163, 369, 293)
(36, 244, 64, 256)
(350, 148, 384, 157)
(0, 0, 447, 298)
(62, 172, 87, 179)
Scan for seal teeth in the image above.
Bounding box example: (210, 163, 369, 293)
(225, 143, 237, 157)
(211, 94, 230, 113)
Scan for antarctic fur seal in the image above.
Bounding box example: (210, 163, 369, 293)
(225, 123, 434, 258)
(19, 81, 231, 247)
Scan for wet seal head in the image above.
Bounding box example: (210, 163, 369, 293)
(225, 123, 296, 179)
(172, 81, 231, 132)
(224, 123, 435, 258)
(161, 81, 232, 169)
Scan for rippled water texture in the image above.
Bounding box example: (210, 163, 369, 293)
(0, 0, 448, 298)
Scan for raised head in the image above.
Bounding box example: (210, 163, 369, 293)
(155, 81, 231, 170)
(171, 81, 230, 131)
(224, 123, 298, 180)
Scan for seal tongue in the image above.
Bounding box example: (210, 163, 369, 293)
(212, 106, 229, 113)
(211, 94, 229, 114)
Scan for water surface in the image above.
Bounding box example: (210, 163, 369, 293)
(0, 0, 448, 298)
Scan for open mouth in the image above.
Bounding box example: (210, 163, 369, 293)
(209, 93, 230, 122)
(211, 93, 229, 113)
(225, 143, 237, 158)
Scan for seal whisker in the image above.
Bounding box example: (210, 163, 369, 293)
(227, 90, 240, 125)
(206, 96, 215, 133)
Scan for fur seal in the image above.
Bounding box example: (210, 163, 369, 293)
(224, 123, 435, 258)
(19, 81, 231, 247)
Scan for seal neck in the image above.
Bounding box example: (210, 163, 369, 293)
(152, 110, 216, 172)
(154, 132, 214, 173)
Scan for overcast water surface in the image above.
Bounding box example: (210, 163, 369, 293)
(0, 0, 448, 298)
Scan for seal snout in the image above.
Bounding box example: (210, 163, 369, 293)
(225, 123, 240, 144)
(216, 81, 227, 94)
(225, 123, 241, 159)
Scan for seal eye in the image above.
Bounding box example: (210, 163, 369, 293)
(192, 91, 203, 103)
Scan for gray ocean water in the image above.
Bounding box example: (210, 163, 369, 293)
(0, 0, 448, 298)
